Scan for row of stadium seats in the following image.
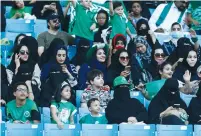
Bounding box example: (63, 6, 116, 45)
(1, 123, 201, 136)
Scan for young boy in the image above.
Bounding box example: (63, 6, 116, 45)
(71, 0, 96, 44)
(81, 69, 111, 109)
(6, 82, 40, 124)
(79, 98, 108, 124)
(109, 0, 134, 41)
(128, 1, 148, 28)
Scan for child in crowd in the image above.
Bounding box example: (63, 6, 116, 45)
(50, 81, 77, 129)
(71, 0, 96, 44)
(128, 1, 148, 28)
(81, 69, 111, 109)
(79, 98, 108, 124)
(109, 0, 134, 41)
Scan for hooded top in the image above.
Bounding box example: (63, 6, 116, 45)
(173, 50, 200, 82)
(105, 85, 148, 124)
(112, 34, 127, 50)
(167, 37, 194, 64)
(188, 82, 201, 124)
(107, 49, 131, 87)
(148, 78, 187, 124)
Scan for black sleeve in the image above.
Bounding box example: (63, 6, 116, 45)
(31, 110, 41, 121)
(106, 69, 119, 88)
(131, 57, 142, 85)
(187, 98, 201, 124)
(135, 100, 148, 123)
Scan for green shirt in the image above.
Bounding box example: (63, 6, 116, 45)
(79, 114, 108, 124)
(72, 4, 95, 40)
(50, 101, 77, 124)
(10, 7, 31, 18)
(6, 99, 39, 123)
(110, 13, 128, 39)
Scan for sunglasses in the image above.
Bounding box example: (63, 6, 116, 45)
(19, 50, 29, 55)
(52, 19, 59, 23)
(154, 53, 165, 58)
(120, 56, 129, 61)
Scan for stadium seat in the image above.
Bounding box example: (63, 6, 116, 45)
(144, 99, 151, 110)
(1, 123, 6, 136)
(68, 45, 76, 60)
(180, 92, 196, 107)
(0, 107, 6, 122)
(42, 107, 51, 123)
(119, 124, 155, 136)
(194, 125, 201, 136)
(6, 123, 43, 136)
(130, 91, 145, 105)
(156, 125, 193, 136)
(6, 19, 35, 35)
(34, 19, 48, 38)
(44, 124, 81, 136)
(76, 90, 83, 108)
(5, 6, 12, 19)
(82, 124, 118, 136)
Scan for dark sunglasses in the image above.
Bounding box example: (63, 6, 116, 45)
(120, 56, 129, 61)
(52, 19, 59, 23)
(19, 50, 29, 55)
(154, 53, 165, 58)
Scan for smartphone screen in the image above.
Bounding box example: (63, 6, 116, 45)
(125, 66, 131, 72)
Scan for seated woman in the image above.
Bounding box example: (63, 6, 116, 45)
(94, 9, 111, 44)
(10, 0, 31, 19)
(148, 78, 188, 124)
(188, 83, 201, 124)
(107, 49, 132, 88)
(131, 36, 153, 88)
(106, 76, 148, 124)
(40, 44, 77, 107)
(78, 43, 109, 90)
(6, 44, 41, 104)
(173, 50, 200, 94)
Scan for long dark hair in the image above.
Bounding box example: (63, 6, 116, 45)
(54, 80, 76, 106)
(13, 33, 26, 52)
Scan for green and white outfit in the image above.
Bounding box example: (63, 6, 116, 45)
(50, 100, 77, 124)
(110, 13, 128, 39)
(79, 113, 108, 124)
(6, 99, 39, 123)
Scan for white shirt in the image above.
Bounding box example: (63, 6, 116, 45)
(149, 3, 187, 32)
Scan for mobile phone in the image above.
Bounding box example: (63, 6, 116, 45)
(125, 66, 131, 72)
(173, 104, 180, 109)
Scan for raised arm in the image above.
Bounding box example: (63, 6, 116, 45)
(109, 0, 114, 16)
(70, 0, 76, 8)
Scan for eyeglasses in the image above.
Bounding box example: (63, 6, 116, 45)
(52, 19, 59, 23)
(120, 56, 129, 61)
(19, 50, 29, 55)
(97, 17, 106, 20)
(16, 88, 28, 92)
(154, 53, 165, 58)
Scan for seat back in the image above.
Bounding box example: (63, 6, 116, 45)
(34, 19, 47, 38)
(82, 124, 118, 136)
(0, 107, 6, 122)
(1, 123, 6, 136)
(180, 92, 196, 107)
(130, 91, 145, 105)
(119, 124, 155, 136)
(76, 90, 83, 108)
(44, 124, 81, 136)
(6, 123, 43, 136)
(42, 107, 51, 123)
(156, 125, 193, 136)
(194, 125, 201, 136)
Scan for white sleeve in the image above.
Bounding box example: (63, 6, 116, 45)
(32, 64, 41, 89)
(6, 69, 14, 85)
(148, 4, 167, 31)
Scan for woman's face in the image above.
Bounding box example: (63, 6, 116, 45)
(160, 64, 173, 79)
(139, 24, 147, 30)
(61, 86, 71, 100)
(154, 48, 165, 65)
(96, 49, 106, 63)
(56, 49, 66, 64)
(19, 46, 29, 61)
(136, 43, 146, 54)
(186, 51, 197, 67)
(17, 35, 25, 44)
(15, 0, 24, 8)
(119, 52, 129, 66)
(97, 13, 107, 26)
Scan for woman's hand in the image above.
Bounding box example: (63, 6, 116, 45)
(15, 54, 21, 68)
(57, 121, 64, 129)
(120, 71, 130, 77)
(61, 65, 74, 79)
(127, 116, 138, 124)
(183, 70, 191, 83)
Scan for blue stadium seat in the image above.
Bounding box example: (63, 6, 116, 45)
(1, 123, 6, 136)
(82, 124, 118, 136)
(144, 99, 151, 110)
(68, 45, 76, 60)
(194, 125, 201, 136)
(5, 6, 12, 18)
(156, 125, 193, 136)
(1, 107, 6, 122)
(6, 123, 43, 136)
(180, 92, 196, 107)
(34, 19, 47, 38)
(44, 124, 81, 136)
(119, 124, 155, 136)
(42, 107, 51, 123)
(130, 91, 145, 105)
(6, 19, 35, 35)
(76, 90, 83, 108)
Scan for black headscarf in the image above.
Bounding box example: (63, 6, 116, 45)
(148, 78, 187, 124)
(13, 33, 26, 52)
(188, 82, 201, 124)
(167, 37, 194, 64)
(105, 85, 148, 124)
(97, 9, 109, 32)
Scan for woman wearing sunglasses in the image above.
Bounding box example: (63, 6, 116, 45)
(107, 49, 131, 88)
(6, 44, 41, 104)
